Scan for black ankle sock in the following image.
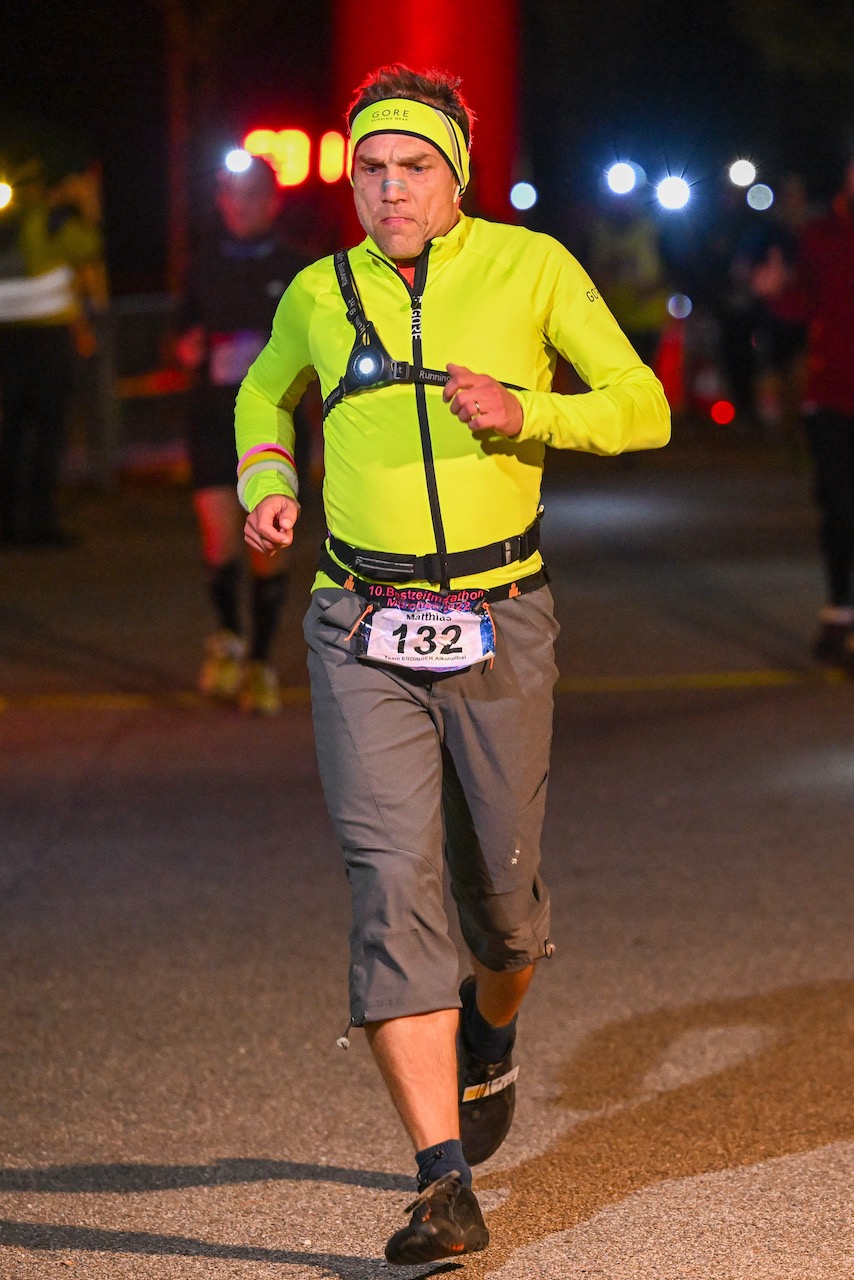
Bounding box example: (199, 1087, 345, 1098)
(250, 572, 289, 661)
(206, 560, 242, 635)
(462, 985, 517, 1064)
(415, 1139, 471, 1190)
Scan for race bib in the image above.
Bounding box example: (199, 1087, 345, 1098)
(208, 330, 267, 386)
(354, 586, 495, 673)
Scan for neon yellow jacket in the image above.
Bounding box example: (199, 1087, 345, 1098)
(235, 214, 670, 590)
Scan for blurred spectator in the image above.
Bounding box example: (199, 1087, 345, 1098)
(753, 158, 854, 668)
(748, 174, 810, 436)
(586, 191, 670, 367)
(698, 183, 763, 431)
(174, 155, 308, 714)
(699, 176, 811, 438)
(0, 158, 103, 546)
(57, 165, 117, 486)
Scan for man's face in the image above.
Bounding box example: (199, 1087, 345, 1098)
(216, 170, 282, 239)
(352, 134, 461, 262)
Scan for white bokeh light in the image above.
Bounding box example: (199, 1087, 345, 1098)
(747, 183, 774, 211)
(656, 175, 691, 210)
(224, 148, 253, 174)
(729, 159, 757, 187)
(667, 293, 693, 319)
(510, 182, 538, 211)
(606, 162, 638, 195)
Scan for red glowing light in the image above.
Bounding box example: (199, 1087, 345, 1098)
(711, 400, 736, 425)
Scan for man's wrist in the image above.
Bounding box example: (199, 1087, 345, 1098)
(241, 470, 297, 513)
(237, 444, 299, 511)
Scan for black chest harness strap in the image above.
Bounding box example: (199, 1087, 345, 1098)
(322, 248, 522, 420)
(321, 247, 543, 588)
(322, 249, 454, 419)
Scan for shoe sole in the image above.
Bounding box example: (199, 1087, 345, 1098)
(385, 1224, 489, 1265)
(458, 977, 517, 1165)
(460, 1069, 516, 1165)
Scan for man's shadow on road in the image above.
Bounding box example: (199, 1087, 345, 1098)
(0, 1162, 433, 1279)
(0, 1219, 462, 1279)
(0, 1158, 410, 1195)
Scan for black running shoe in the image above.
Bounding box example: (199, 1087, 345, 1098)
(384, 1172, 489, 1265)
(458, 975, 519, 1165)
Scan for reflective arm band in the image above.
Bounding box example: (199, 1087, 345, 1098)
(0, 266, 76, 321)
(236, 445, 298, 511)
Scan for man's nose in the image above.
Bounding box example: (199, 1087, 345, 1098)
(381, 177, 407, 198)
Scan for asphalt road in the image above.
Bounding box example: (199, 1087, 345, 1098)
(1, 430, 852, 1279)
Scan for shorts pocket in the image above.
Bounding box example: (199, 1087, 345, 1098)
(303, 589, 365, 653)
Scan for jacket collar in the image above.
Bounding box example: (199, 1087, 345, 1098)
(360, 213, 472, 272)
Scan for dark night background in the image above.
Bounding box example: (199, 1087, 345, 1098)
(1, 0, 852, 290)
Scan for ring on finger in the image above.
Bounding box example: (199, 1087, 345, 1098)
(473, 400, 483, 418)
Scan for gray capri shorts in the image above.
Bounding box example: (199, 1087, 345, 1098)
(304, 583, 559, 1025)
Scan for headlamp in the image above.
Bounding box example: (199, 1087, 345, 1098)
(224, 148, 253, 174)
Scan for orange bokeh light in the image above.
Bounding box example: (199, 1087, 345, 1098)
(319, 132, 346, 183)
(243, 128, 311, 187)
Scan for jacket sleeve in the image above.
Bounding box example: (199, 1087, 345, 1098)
(234, 272, 317, 510)
(513, 242, 671, 455)
(54, 213, 104, 268)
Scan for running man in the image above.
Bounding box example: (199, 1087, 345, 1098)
(235, 64, 670, 1263)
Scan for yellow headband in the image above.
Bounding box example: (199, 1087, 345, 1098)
(349, 98, 471, 193)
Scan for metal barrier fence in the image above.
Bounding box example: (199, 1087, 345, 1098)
(67, 293, 193, 485)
